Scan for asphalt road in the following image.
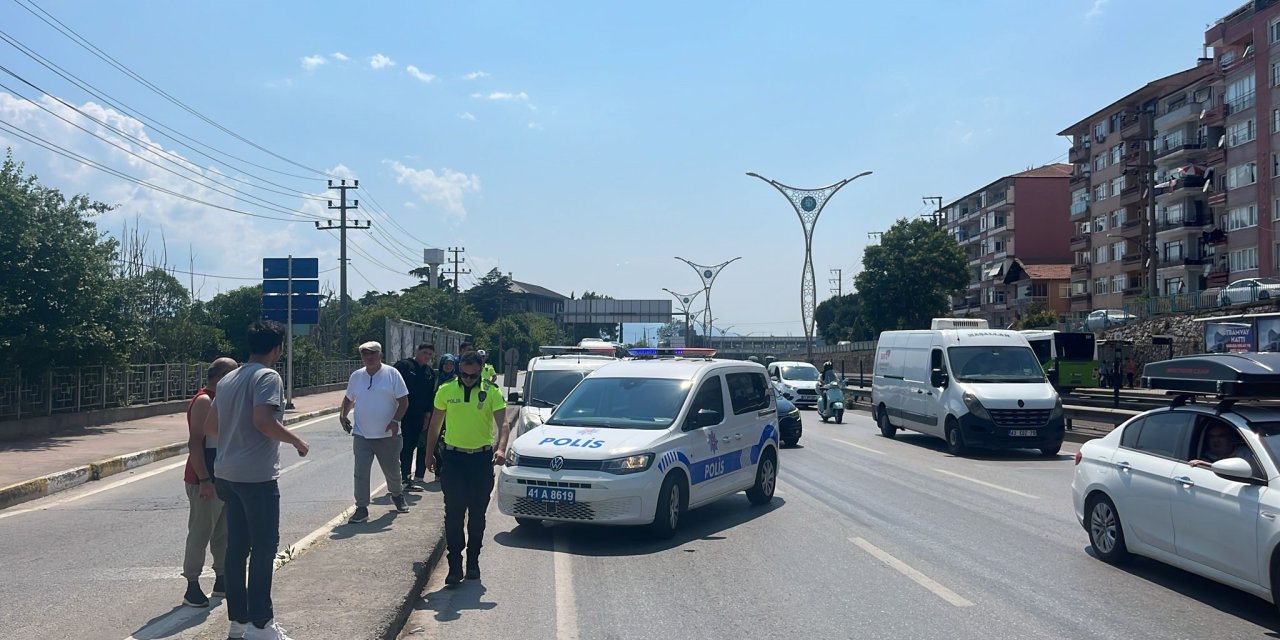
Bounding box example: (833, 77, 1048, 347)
(0, 413, 410, 640)
(399, 409, 1280, 640)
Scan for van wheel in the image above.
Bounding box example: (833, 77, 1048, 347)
(1040, 442, 1062, 457)
(877, 407, 896, 439)
(1086, 494, 1130, 564)
(746, 449, 777, 506)
(650, 474, 686, 539)
(945, 419, 968, 456)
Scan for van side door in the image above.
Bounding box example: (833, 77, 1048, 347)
(725, 370, 775, 492)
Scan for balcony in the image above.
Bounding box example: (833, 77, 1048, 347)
(1155, 102, 1205, 130)
(1154, 140, 1206, 161)
(951, 298, 970, 310)
(1154, 175, 1206, 198)
(1119, 183, 1143, 205)
(1071, 263, 1091, 274)
(1013, 295, 1049, 306)
(1224, 91, 1257, 116)
(1156, 216, 1211, 233)
(1068, 144, 1091, 164)
(1208, 191, 1227, 207)
(1070, 201, 1090, 218)
(1122, 253, 1142, 265)
(1121, 114, 1151, 140)
(1123, 285, 1145, 296)
(1069, 173, 1092, 188)
(1070, 234, 1090, 251)
(1157, 256, 1205, 269)
(1208, 269, 1229, 287)
(1070, 291, 1092, 303)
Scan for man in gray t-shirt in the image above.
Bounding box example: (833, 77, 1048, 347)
(204, 320, 308, 640)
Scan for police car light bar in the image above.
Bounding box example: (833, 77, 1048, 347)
(627, 348, 717, 358)
(538, 345, 616, 356)
(1142, 353, 1280, 398)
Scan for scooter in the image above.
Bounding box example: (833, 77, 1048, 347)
(817, 381, 844, 424)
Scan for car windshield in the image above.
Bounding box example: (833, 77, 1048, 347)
(948, 346, 1046, 383)
(528, 370, 590, 407)
(1244, 423, 1280, 468)
(780, 366, 819, 381)
(546, 377, 692, 430)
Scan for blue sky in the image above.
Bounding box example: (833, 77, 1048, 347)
(0, 0, 1240, 342)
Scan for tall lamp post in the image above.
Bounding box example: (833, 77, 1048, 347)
(674, 256, 741, 343)
(662, 288, 703, 347)
(747, 171, 873, 362)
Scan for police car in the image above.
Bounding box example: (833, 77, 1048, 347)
(498, 348, 780, 538)
(1072, 352, 1280, 611)
(509, 346, 618, 439)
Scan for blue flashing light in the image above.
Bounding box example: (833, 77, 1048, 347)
(627, 347, 717, 358)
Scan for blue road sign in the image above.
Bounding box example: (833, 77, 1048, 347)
(263, 257, 319, 279)
(262, 293, 321, 311)
(263, 280, 320, 295)
(264, 309, 319, 325)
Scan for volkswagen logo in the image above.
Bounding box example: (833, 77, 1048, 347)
(549, 456, 565, 472)
(1017, 399, 1025, 408)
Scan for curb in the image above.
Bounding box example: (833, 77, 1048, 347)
(0, 406, 340, 512)
(385, 527, 448, 640)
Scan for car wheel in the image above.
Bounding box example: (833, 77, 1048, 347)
(746, 449, 777, 506)
(1262, 291, 1272, 301)
(945, 418, 968, 456)
(877, 406, 896, 439)
(835, 409, 844, 424)
(1086, 494, 1130, 564)
(515, 517, 542, 528)
(650, 474, 686, 539)
(1040, 442, 1062, 457)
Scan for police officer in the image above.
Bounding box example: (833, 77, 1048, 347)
(425, 351, 509, 585)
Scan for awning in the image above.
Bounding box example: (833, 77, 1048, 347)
(986, 264, 1004, 278)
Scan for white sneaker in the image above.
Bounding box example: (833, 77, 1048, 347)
(245, 619, 294, 640)
(226, 620, 249, 639)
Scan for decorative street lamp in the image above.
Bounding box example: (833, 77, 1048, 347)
(674, 256, 741, 344)
(747, 171, 872, 361)
(662, 288, 703, 348)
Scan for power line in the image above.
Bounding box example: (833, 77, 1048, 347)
(0, 119, 312, 223)
(359, 186, 438, 250)
(123, 262, 337, 282)
(13, 0, 333, 179)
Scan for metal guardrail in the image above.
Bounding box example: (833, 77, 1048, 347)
(840, 385, 1143, 433)
(0, 360, 361, 422)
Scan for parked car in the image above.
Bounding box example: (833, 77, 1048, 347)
(1083, 309, 1136, 331)
(1219, 277, 1280, 306)
(776, 394, 802, 447)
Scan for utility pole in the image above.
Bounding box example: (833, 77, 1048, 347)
(829, 268, 843, 297)
(314, 179, 369, 356)
(922, 196, 944, 226)
(1143, 110, 1158, 300)
(447, 247, 470, 294)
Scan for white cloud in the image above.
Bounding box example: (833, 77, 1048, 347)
(483, 91, 528, 101)
(406, 65, 437, 83)
(457, 112, 476, 120)
(301, 55, 326, 70)
(370, 53, 395, 69)
(527, 122, 543, 130)
(331, 52, 349, 61)
(1086, 0, 1109, 19)
(463, 71, 490, 80)
(403, 201, 416, 209)
(387, 161, 480, 220)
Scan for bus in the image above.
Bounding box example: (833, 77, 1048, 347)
(1020, 330, 1099, 392)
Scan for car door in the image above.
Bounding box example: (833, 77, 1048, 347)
(1113, 411, 1192, 554)
(683, 374, 735, 505)
(725, 370, 773, 492)
(1169, 416, 1262, 583)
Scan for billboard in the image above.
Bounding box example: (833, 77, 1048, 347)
(1204, 321, 1253, 353)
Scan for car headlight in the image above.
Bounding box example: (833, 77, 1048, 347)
(962, 392, 992, 421)
(1050, 396, 1064, 421)
(505, 450, 519, 467)
(600, 453, 654, 475)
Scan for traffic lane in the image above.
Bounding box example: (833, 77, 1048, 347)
(786, 411, 1280, 637)
(0, 415, 414, 640)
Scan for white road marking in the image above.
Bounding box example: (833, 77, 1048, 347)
(849, 537, 975, 608)
(930, 468, 1040, 499)
(278, 459, 312, 475)
(833, 439, 886, 455)
(554, 529, 579, 640)
(2, 413, 338, 521)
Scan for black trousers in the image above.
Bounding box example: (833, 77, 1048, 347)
(399, 412, 429, 480)
(439, 448, 494, 563)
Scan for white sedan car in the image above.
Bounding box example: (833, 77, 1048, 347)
(1082, 309, 1135, 331)
(1220, 277, 1280, 306)
(1072, 354, 1280, 610)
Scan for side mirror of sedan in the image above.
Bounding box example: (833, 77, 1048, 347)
(507, 391, 523, 405)
(1210, 457, 1255, 482)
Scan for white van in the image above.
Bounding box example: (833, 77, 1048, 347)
(767, 361, 820, 408)
(871, 320, 1064, 456)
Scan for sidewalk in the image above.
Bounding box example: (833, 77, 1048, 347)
(0, 389, 347, 510)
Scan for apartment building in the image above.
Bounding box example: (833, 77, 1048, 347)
(945, 164, 1073, 328)
(1059, 63, 1215, 321)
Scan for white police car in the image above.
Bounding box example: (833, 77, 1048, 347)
(1072, 352, 1280, 611)
(508, 346, 618, 438)
(498, 348, 780, 538)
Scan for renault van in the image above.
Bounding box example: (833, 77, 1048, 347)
(871, 319, 1064, 456)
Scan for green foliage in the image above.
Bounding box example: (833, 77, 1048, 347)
(204, 285, 263, 360)
(814, 294, 876, 343)
(1012, 303, 1060, 330)
(853, 219, 969, 333)
(465, 268, 515, 323)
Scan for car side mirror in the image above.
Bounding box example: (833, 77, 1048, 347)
(1210, 457, 1256, 482)
(507, 391, 523, 405)
(931, 369, 949, 388)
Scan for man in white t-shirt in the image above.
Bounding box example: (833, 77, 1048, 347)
(341, 341, 410, 523)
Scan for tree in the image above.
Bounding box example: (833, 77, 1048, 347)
(853, 218, 969, 334)
(205, 285, 264, 360)
(1012, 303, 1060, 330)
(465, 268, 514, 323)
(580, 291, 613, 300)
(409, 265, 453, 290)
(814, 294, 875, 343)
(0, 153, 137, 371)
(124, 268, 231, 362)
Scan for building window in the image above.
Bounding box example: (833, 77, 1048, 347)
(1093, 122, 1108, 142)
(1274, 108, 1280, 134)
(1113, 274, 1127, 294)
(1227, 119, 1257, 146)
(1071, 188, 1089, 215)
(1110, 144, 1123, 165)
(1093, 154, 1108, 172)
(1111, 241, 1126, 261)
(1075, 251, 1090, 266)
(1271, 16, 1280, 44)
(1111, 209, 1126, 227)
(1093, 215, 1107, 232)
(1226, 162, 1258, 189)
(1230, 246, 1259, 272)
(1095, 246, 1108, 264)
(1164, 278, 1185, 296)
(1164, 241, 1185, 261)
(1111, 176, 1125, 195)
(1094, 277, 1109, 295)
(1272, 61, 1280, 87)
(1225, 204, 1259, 230)
(1094, 184, 1108, 201)
(1226, 74, 1257, 113)
(1161, 202, 1185, 224)
(1275, 197, 1280, 221)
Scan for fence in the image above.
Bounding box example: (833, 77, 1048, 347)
(385, 318, 469, 363)
(0, 359, 360, 422)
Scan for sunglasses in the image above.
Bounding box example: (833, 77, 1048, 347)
(458, 372, 480, 380)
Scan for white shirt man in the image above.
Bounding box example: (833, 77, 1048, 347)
(341, 341, 410, 523)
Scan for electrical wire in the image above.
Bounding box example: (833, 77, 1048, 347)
(123, 262, 337, 281)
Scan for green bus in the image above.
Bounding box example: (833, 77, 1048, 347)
(1020, 330, 1099, 392)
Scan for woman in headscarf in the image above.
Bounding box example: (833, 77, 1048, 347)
(431, 353, 457, 481)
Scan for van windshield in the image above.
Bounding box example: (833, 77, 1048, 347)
(779, 366, 819, 381)
(948, 346, 1046, 383)
(528, 370, 590, 407)
(546, 377, 692, 430)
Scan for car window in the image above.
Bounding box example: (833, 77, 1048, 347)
(727, 372, 770, 415)
(1188, 415, 1262, 477)
(1119, 417, 1146, 449)
(1128, 411, 1192, 458)
(689, 376, 725, 426)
